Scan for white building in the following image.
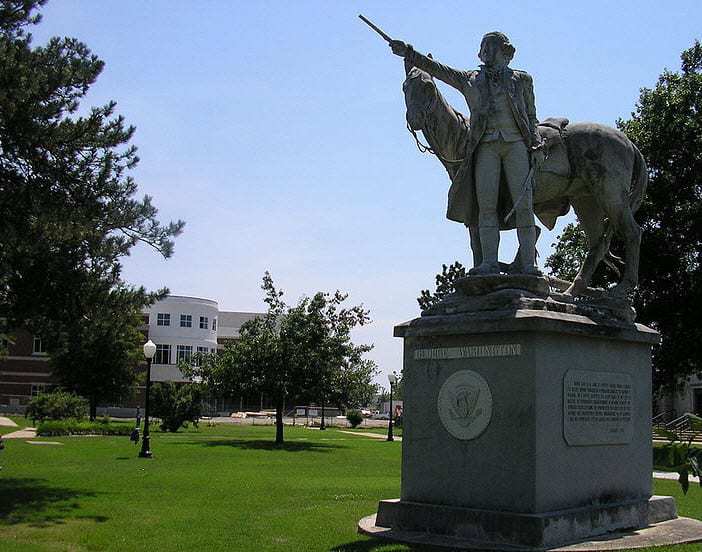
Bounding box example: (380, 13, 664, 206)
(145, 295, 263, 382)
(657, 376, 702, 418)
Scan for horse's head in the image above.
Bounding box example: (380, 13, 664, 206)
(402, 57, 439, 131)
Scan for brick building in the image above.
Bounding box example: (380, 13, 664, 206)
(0, 295, 263, 412)
(0, 330, 54, 408)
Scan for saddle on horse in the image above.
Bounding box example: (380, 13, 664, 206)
(538, 117, 570, 178)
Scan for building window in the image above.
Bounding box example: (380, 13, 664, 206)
(31, 383, 48, 397)
(199, 316, 208, 329)
(32, 336, 46, 355)
(212, 318, 217, 331)
(195, 346, 209, 366)
(155, 344, 171, 364)
(176, 344, 193, 363)
(157, 313, 171, 326)
(180, 314, 192, 328)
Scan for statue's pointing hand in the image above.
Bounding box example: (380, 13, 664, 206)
(390, 40, 409, 57)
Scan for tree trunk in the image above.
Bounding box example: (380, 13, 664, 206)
(89, 396, 97, 421)
(275, 401, 284, 445)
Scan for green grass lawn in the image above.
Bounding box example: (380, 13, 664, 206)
(0, 424, 700, 552)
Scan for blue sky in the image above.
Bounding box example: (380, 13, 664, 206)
(32, 1, 700, 387)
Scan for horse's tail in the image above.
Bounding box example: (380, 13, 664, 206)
(629, 143, 648, 213)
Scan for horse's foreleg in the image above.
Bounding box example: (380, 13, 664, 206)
(467, 224, 482, 269)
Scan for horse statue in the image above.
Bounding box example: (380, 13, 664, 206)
(402, 60, 648, 297)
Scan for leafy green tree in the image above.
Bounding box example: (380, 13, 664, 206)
(151, 382, 202, 432)
(189, 272, 374, 445)
(48, 285, 158, 420)
(0, 1, 183, 352)
(417, 262, 466, 312)
(545, 223, 589, 283)
(286, 288, 374, 420)
(328, 356, 378, 411)
(187, 273, 303, 445)
(546, 41, 702, 394)
(544, 223, 620, 289)
(0, 1, 182, 411)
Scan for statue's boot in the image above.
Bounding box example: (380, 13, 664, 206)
(517, 225, 542, 276)
(470, 262, 501, 275)
(506, 226, 541, 274)
(469, 226, 500, 275)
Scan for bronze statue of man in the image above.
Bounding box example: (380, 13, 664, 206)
(390, 32, 544, 275)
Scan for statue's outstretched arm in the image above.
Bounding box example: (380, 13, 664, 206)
(390, 40, 469, 91)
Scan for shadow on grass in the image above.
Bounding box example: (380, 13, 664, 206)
(177, 438, 342, 453)
(0, 478, 102, 527)
(331, 538, 447, 552)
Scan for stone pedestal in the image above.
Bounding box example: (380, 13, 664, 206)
(397, 310, 656, 516)
(373, 496, 676, 550)
(360, 275, 691, 550)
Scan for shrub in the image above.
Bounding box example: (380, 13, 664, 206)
(150, 382, 202, 432)
(37, 419, 133, 436)
(26, 390, 88, 423)
(346, 409, 363, 428)
(653, 413, 702, 494)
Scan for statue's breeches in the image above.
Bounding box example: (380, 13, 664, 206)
(474, 139, 532, 227)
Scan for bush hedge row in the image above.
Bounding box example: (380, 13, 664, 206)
(37, 419, 134, 436)
(26, 390, 88, 422)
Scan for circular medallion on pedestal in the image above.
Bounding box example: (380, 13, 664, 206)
(437, 370, 492, 440)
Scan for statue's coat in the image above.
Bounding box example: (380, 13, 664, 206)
(406, 48, 541, 226)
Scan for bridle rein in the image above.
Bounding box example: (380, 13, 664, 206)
(404, 74, 467, 164)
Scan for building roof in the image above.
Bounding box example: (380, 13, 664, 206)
(142, 295, 218, 313)
(217, 311, 264, 338)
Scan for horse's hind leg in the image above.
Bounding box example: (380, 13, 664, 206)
(610, 206, 641, 297)
(565, 196, 609, 295)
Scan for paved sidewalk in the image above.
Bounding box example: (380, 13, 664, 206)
(654, 470, 700, 484)
(340, 430, 402, 441)
(0, 416, 18, 427)
(3, 427, 36, 439)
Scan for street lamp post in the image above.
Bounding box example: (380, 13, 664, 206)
(387, 373, 396, 442)
(320, 393, 326, 431)
(139, 339, 156, 458)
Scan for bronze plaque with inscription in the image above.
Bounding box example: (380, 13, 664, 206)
(563, 370, 633, 446)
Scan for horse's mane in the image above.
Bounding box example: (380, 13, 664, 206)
(405, 68, 470, 175)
